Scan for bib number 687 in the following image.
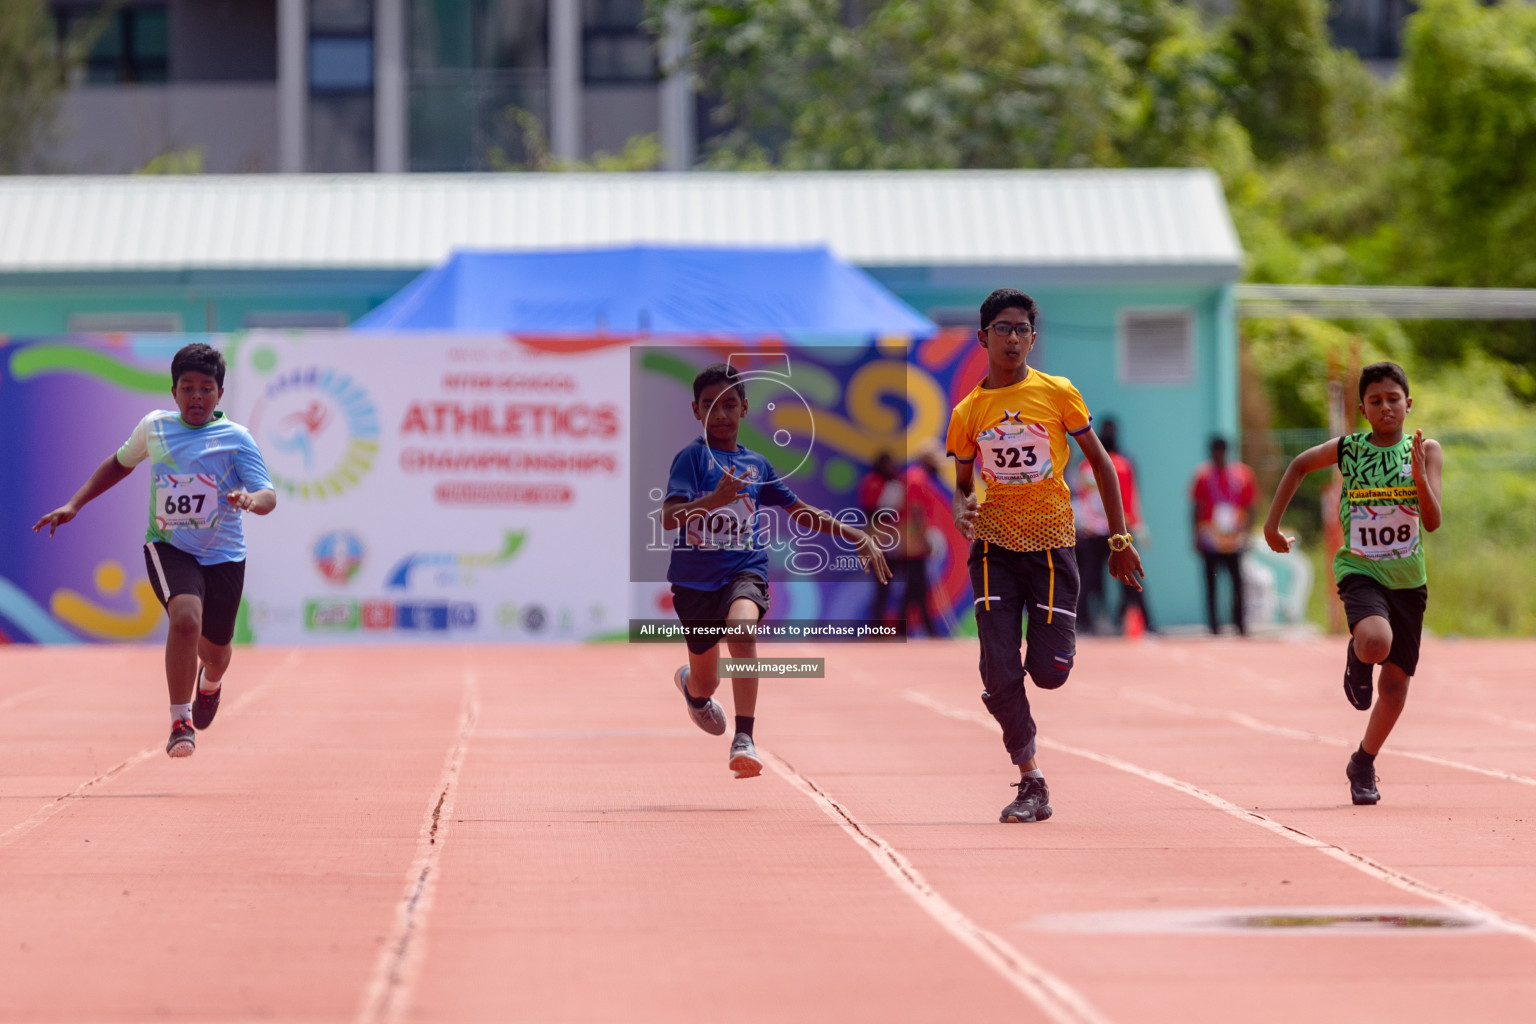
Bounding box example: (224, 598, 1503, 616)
(164, 494, 206, 516)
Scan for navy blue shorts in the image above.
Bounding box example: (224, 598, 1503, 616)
(671, 573, 770, 655)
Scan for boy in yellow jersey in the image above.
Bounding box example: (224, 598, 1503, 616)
(947, 289, 1144, 823)
(1263, 362, 1442, 805)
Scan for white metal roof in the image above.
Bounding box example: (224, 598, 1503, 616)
(0, 169, 1241, 274)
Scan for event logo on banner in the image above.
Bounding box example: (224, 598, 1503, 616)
(218, 331, 630, 644)
(247, 366, 380, 501)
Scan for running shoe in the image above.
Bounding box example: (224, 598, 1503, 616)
(1343, 640, 1373, 710)
(674, 665, 726, 736)
(999, 776, 1052, 823)
(192, 666, 221, 730)
(166, 719, 196, 758)
(729, 733, 763, 779)
(1346, 754, 1380, 805)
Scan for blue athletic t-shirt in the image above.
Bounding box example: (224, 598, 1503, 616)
(116, 410, 273, 565)
(665, 437, 799, 590)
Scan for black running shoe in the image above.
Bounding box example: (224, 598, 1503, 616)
(1343, 641, 1374, 711)
(166, 719, 196, 758)
(192, 666, 221, 730)
(999, 776, 1052, 823)
(1346, 754, 1380, 805)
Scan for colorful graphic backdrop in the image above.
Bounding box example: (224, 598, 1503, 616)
(1, 331, 984, 644)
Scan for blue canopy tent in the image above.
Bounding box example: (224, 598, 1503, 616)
(352, 245, 936, 335)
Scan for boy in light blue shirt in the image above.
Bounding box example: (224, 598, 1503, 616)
(35, 343, 277, 758)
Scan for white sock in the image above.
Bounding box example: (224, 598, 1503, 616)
(199, 669, 222, 694)
(171, 703, 193, 723)
(1021, 768, 1045, 779)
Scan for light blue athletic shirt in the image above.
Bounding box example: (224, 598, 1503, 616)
(117, 410, 273, 565)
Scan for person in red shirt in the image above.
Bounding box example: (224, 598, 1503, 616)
(1189, 436, 1256, 636)
(1071, 418, 1153, 633)
(859, 448, 944, 636)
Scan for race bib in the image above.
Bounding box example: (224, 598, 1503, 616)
(1212, 501, 1240, 535)
(978, 423, 1054, 485)
(1348, 504, 1419, 561)
(684, 500, 759, 551)
(155, 473, 220, 530)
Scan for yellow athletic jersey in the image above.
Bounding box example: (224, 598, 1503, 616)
(945, 370, 1092, 553)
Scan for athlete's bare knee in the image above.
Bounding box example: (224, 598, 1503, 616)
(725, 638, 756, 658)
(1353, 621, 1392, 664)
(167, 609, 201, 642)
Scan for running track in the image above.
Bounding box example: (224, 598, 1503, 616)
(1, 637, 1533, 1023)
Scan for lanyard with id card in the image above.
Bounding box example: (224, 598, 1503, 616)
(155, 473, 221, 530)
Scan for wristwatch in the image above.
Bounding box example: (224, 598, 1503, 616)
(1108, 532, 1134, 552)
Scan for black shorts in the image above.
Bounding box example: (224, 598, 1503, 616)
(1337, 573, 1427, 677)
(143, 541, 247, 646)
(671, 573, 770, 655)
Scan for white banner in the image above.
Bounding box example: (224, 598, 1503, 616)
(222, 332, 629, 644)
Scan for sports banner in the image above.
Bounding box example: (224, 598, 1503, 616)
(217, 331, 629, 644)
(1, 331, 984, 645)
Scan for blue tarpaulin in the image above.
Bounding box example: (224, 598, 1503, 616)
(352, 245, 935, 335)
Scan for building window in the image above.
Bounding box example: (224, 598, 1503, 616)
(1118, 309, 1193, 385)
(1328, 0, 1415, 60)
(68, 312, 183, 333)
(243, 311, 349, 329)
(309, 0, 374, 171)
(310, 37, 374, 91)
(583, 0, 656, 83)
(56, 5, 169, 84)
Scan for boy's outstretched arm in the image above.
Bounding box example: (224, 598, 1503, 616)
(1411, 429, 1443, 533)
(32, 453, 133, 537)
(786, 501, 893, 584)
(1072, 428, 1144, 590)
(1262, 439, 1339, 553)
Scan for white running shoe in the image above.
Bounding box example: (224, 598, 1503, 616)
(674, 665, 726, 735)
(728, 733, 763, 779)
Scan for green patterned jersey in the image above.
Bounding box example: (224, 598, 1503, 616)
(1333, 432, 1426, 589)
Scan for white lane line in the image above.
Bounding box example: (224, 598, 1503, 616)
(902, 689, 1536, 945)
(1116, 688, 1536, 789)
(356, 666, 480, 1024)
(764, 750, 1115, 1024)
(0, 684, 50, 715)
(0, 656, 291, 850)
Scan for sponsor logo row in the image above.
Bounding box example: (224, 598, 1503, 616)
(301, 599, 605, 635)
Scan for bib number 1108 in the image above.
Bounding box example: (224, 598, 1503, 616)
(1357, 523, 1412, 547)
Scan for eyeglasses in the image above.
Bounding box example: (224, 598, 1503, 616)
(985, 322, 1035, 339)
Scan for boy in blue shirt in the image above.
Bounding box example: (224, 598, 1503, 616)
(35, 343, 277, 758)
(662, 363, 890, 778)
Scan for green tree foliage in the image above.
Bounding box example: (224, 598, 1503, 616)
(1396, 0, 1536, 388)
(0, 0, 104, 173)
(652, 0, 1242, 171)
(1223, 0, 1334, 161)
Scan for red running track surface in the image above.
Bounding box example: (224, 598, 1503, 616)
(1, 636, 1533, 1023)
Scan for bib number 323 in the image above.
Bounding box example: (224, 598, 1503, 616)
(156, 473, 220, 530)
(979, 424, 1054, 485)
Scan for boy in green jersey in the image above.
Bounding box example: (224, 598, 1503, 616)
(1262, 362, 1443, 805)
